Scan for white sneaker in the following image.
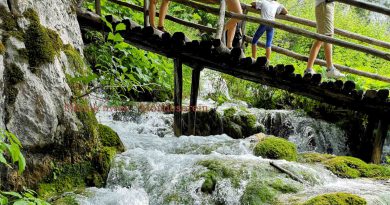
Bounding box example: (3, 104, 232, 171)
(326, 68, 345, 79)
(304, 68, 316, 75)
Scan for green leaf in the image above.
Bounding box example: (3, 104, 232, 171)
(0, 153, 9, 166)
(101, 17, 113, 32)
(107, 32, 115, 41)
(113, 33, 124, 42)
(8, 143, 20, 163)
(114, 42, 129, 50)
(1, 192, 22, 198)
(0, 196, 8, 205)
(6, 132, 22, 147)
(17, 152, 26, 174)
(115, 23, 126, 31)
(12, 200, 29, 205)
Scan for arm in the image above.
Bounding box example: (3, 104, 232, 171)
(280, 7, 288, 15)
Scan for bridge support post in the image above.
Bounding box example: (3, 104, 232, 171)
(188, 66, 203, 135)
(362, 116, 389, 164)
(143, 0, 150, 27)
(174, 58, 183, 137)
(95, 0, 101, 16)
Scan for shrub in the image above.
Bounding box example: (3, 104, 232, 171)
(254, 137, 297, 161)
(302, 192, 367, 205)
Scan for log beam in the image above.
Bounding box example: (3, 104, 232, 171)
(174, 58, 183, 137)
(188, 67, 202, 135)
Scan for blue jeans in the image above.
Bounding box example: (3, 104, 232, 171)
(252, 25, 274, 48)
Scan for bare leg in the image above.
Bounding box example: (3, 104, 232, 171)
(149, 0, 157, 28)
(225, 0, 242, 48)
(306, 40, 323, 70)
(324, 41, 333, 69)
(265, 47, 271, 60)
(158, 0, 170, 28)
(252, 44, 257, 59)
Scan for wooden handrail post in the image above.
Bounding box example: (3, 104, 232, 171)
(174, 58, 183, 137)
(188, 66, 203, 135)
(240, 8, 248, 48)
(144, 0, 150, 27)
(95, 0, 101, 16)
(214, 0, 226, 39)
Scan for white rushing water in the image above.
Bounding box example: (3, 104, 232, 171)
(75, 102, 390, 205)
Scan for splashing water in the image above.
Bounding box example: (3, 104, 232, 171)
(75, 105, 390, 205)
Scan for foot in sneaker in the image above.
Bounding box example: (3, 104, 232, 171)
(304, 68, 316, 75)
(326, 67, 345, 79)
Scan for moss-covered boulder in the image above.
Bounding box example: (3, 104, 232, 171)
(302, 192, 367, 205)
(254, 137, 297, 161)
(324, 156, 390, 179)
(98, 124, 125, 152)
(298, 152, 335, 163)
(241, 181, 276, 205)
(222, 107, 265, 139)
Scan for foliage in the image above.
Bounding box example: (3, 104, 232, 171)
(254, 137, 298, 161)
(0, 189, 50, 205)
(0, 130, 50, 205)
(302, 192, 367, 205)
(0, 129, 25, 174)
(324, 156, 390, 179)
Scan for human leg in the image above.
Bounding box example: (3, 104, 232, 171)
(225, 0, 242, 48)
(306, 40, 323, 73)
(251, 25, 266, 59)
(265, 26, 274, 60)
(158, 0, 170, 30)
(149, 0, 157, 27)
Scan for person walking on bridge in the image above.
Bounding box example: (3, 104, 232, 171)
(149, 0, 170, 32)
(304, 0, 345, 79)
(250, 0, 288, 63)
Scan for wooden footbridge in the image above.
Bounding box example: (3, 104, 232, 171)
(76, 0, 390, 163)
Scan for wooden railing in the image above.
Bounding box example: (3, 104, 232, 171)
(91, 0, 390, 83)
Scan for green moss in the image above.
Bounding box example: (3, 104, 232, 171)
(240, 113, 257, 129)
(76, 99, 99, 139)
(53, 195, 79, 205)
(302, 192, 367, 205)
(254, 137, 298, 161)
(268, 178, 298, 193)
(223, 107, 237, 119)
(98, 124, 125, 152)
(38, 162, 94, 199)
(298, 153, 335, 163)
(0, 42, 5, 55)
(197, 160, 242, 193)
(5, 63, 24, 84)
(24, 9, 62, 71)
(241, 180, 276, 205)
(23, 8, 40, 23)
(94, 147, 117, 182)
(63, 44, 85, 74)
(324, 156, 390, 179)
(0, 5, 18, 31)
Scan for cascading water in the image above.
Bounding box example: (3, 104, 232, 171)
(75, 103, 390, 205)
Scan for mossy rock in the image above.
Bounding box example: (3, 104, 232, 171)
(302, 192, 367, 205)
(224, 121, 243, 139)
(24, 9, 62, 71)
(197, 160, 241, 193)
(52, 195, 79, 205)
(268, 178, 299, 194)
(223, 107, 237, 119)
(298, 152, 335, 163)
(63, 44, 85, 74)
(0, 5, 18, 31)
(254, 137, 297, 161)
(324, 156, 390, 179)
(5, 63, 24, 84)
(98, 124, 125, 152)
(0, 42, 5, 55)
(241, 180, 276, 205)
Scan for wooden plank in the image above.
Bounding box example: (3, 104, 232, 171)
(370, 119, 389, 164)
(335, 0, 390, 16)
(188, 67, 202, 135)
(95, 0, 101, 16)
(174, 58, 183, 137)
(106, 0, 390, 83)
(215, 0, 226, 39)
(240, 3, 390, 50)
(144, 0, 150, 27)
(170, 0, 390, 61)
(77, 9, 390, 117)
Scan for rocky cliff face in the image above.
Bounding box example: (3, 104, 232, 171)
(0, 0, 122, 194)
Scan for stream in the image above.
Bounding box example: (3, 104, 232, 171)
(75, 99, 390, 205)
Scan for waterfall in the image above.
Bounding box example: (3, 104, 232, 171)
(74, 103, 390, 205)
